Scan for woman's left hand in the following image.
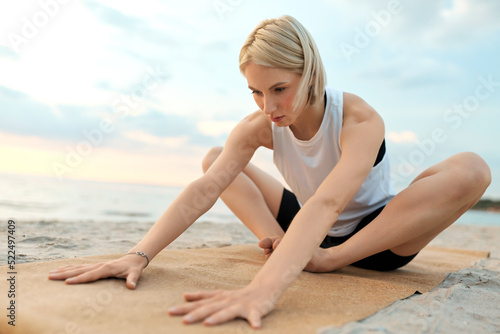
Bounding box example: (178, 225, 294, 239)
(168, 286, 276, 329)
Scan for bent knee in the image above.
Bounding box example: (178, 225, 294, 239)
(452, 152, 491, 194)
(201, 146, 224, 173)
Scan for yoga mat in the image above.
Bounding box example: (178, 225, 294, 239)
(0, 244, 489, 334)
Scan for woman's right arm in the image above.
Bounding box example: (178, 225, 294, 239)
(48, 111, 272, 289)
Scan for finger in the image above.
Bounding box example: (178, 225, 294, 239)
(272, 238, 282, 250)
(247, 310, 262, 329)
(183, 300, 229, 325)
(184, 290, 221, 302)
(169, 299, 206, 316)
(64, 265, 117, 284)
(53, 263, 94, 271)
(51, 264, 87, 271)
(258, 237, 272, 249)
(50, 264, 95, 273)
(203, 305, 263, 328)
(126, 269, 142, 290)
(203, 304, 241, 326)
(169, 290, 224, 316)
(48, 264, 101, 280)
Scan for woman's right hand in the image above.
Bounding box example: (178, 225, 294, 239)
(48, 254, 147, 289)
(258, 236, 282, 259)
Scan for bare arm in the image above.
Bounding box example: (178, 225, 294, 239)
(248, 93, 385, 293)
(170, 93, 385, 327)
(129, 111, 272, 259)
(49, 111, 272, 287)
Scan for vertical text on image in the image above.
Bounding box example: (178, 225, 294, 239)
(6, 220, 17, 327)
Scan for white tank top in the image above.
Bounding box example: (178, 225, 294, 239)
(272, 87, 396, 237)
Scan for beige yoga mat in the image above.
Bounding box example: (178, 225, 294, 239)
(0, 244, 489, 334)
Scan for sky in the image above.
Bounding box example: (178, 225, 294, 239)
(1, 0, 499, 198)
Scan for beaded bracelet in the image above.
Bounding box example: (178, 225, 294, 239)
(127, 251, 150, 268)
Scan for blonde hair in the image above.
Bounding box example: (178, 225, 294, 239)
(239, 15, 326, 111)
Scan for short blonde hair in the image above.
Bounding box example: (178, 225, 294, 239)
(239, 15, 326, 111)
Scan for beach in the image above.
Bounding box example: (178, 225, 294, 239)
(6, 219, 500, 263)
(3, 218, 500, 333)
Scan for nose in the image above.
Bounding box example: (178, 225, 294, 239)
(263, 95, 277, 115)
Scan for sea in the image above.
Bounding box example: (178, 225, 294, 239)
(1, 172, 499, 227)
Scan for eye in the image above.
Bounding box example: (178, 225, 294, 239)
(275, 87, 286, 93)
(251, 90, 262, 96)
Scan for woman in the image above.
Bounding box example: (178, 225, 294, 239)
(49, 15, 491, 329)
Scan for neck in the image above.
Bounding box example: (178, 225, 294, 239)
(289, 94, 325, 141)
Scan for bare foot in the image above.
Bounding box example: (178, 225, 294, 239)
(259, 237, 336, 272)
(304, 248, 336, 273)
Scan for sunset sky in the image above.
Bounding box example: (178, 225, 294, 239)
(1, 0, 499, 198)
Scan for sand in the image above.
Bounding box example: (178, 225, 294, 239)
(2, 219, 500, 333)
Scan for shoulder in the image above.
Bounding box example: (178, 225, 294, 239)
(241, 110, 271, 127)
(227, 110, 273, 150)
(342, 92, 383, 125)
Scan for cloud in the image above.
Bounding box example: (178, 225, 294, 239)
(387, 131, 418, 143)
(118, 110, 225, 148)
(330, 0, 500, 49)
(0, 84, 224, 154)
(385, 0, 500, 49)
(0, 45, 20, 61)
(121, 110, 191, 137)
(83, 1, 180, 45)
(353, 56, 462, 90)
(0, 85, 98, 141)
(196, 120, 238, 137)
(122, 130, 188, 148)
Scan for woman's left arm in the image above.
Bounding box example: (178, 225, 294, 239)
(314, 92, 385, 217)
(169, 93, 385, 328)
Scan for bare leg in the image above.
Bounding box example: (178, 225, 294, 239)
(202, 146, 285, 240)
(327, 152, 491, 270)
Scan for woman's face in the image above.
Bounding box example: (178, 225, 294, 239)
(244, 61, 304, 127)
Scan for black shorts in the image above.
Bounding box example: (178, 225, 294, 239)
(276, 188, 418, 271)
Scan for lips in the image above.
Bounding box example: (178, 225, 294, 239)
(271, 115, 285, 123)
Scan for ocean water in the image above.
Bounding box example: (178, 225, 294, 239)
(1, 173, 499, 227)
(0, 173, 236, 224)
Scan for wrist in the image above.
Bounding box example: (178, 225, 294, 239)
(249, 264, 298, 301)
(126, 251, 150, 268)
(243, 282, 281, 310)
